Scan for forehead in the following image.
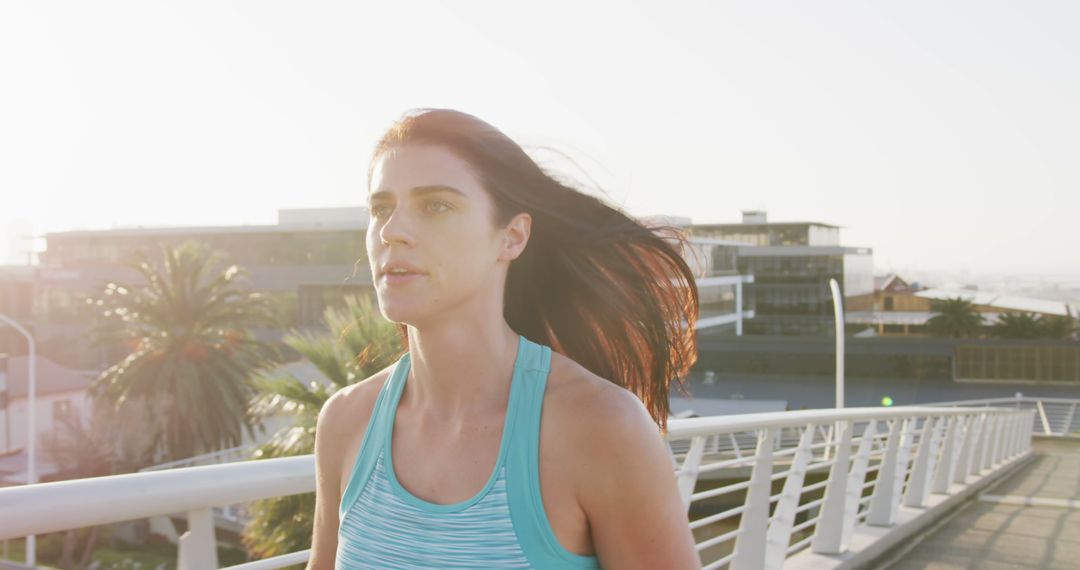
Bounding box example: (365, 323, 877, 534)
(369, 144, 484, 198)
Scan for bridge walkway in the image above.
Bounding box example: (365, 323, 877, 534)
(883, 438, 1080, 570)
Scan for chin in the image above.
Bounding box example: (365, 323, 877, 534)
(376, 298, 426, 326)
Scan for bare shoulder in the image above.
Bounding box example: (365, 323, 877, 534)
(544, 351, 661, 450)
(309, 362, 399, 570)
(543, 352, 699, 568)
(314, 362, 396, 481)
(317, 364, 394, 441)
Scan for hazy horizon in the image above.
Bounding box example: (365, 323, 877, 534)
(3, 1, 1077, 278)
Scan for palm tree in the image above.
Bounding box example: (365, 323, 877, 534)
(925, 297, 985, 338)
(243, 294, 403, 560)
(90, 241, 279, 464)
(990, 312, 1043, 339)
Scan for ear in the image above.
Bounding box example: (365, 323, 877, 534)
(498, 212, 532, 262)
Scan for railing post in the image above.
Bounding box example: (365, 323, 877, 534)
(1063, 402, 1077, 436)
(904, 416, 945, 508)
(998, 413, 1010, 465)
(958, 414, 984, 482)
(1020, 412, 1031, 453)
(1000, 414, 1015, 462)
(177, 508, 219, 570)
(978, 414, 997, 473)
(989, 413, 1005, 467)
(1035, 400, 1053, 435)
(868, 417, 915, 526)
(932, 416, 962, 494)
(676, 436, 707, 512)
(811, 420, 853, 554)
(1016, 413, 1026, 455)
(997, 414, 1015, 462)
(841, 420, 877, 540)
(764, 424, 815, 569)
(729, 433, 744, 458)
(1014, 413, 1024, 457)
(731, 428, 777, 570)
(1026, 410, 1035, 450)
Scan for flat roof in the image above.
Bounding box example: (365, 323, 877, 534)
(736, 245, 872, 256)
(45, 219, 368, 240)
(915, 289, 1071, 317)
(692, 222, 842, 229)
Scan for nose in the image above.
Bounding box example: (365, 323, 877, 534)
(377, 208, 416, 247)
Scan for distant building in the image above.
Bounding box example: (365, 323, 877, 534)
(0, 355, 93, 484)
(691, 211, 874, 336)
(0, 266, 35, 359)
(847, 274, 1074, 336)
(27, 208, 375, 367)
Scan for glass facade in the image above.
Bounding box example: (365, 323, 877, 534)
(681, 242, 740, 277)
(736, 252, 874, 336)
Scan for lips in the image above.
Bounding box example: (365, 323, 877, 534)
(379, 262, 426, 278)
(378, 262, 428, 284)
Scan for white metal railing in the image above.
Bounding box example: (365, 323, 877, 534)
(926, 396, 1080, 438)
(667, 405, 1033, 569)
(0, 405, 1033, 570)
(0, 457, 313, 570)
(140, 445, 257, 527)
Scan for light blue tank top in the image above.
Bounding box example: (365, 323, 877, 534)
(336, 334, 602, 569)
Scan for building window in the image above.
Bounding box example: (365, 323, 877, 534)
(884, 296, 894, 311)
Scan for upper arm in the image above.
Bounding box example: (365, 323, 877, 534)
(574, 387, 701, 569)
(307, 390, 347, 570)
(307, 370, 390, 570)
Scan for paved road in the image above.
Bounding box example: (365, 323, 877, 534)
(884, 438, 1080, 570)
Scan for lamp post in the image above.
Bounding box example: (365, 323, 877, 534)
(0, 313, 36, 567)
(828, 279, 845, 409)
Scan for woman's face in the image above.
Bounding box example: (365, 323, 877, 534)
(366, 144, 529, 326)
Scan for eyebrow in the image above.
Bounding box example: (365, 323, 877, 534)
(368, 185, 467, 203)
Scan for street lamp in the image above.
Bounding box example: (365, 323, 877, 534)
(828, 279, 845, 409)
(0, 313, 36, 567)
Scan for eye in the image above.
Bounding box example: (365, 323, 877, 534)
(426, 200, 452, 214)
(370, 204, 392, 218)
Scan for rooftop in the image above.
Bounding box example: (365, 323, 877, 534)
(915, 288, 1072, 317)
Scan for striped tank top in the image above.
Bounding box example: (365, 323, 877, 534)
(336, 334, 602, 569)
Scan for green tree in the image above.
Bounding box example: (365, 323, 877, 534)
(1038, 314, 1076, 340)
(242, 294, 403, 560)
(990, 312, 1044, 339)
(925, 297, 985, 338)
(90, 241, 279, 464)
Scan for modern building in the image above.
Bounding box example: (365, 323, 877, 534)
(26, 208, 375, 368)
(0, 266, 35, 361)
(691, 211, 874, 336)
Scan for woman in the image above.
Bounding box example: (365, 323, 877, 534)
(309, 109, 701, 569)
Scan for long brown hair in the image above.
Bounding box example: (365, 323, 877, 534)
(369, 109, 698, 428)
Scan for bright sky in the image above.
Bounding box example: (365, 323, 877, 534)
(2, 1, 1077, 277)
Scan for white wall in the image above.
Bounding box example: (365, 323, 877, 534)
(0, 388, 91, 454)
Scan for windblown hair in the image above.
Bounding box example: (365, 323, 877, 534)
(369, 109, 699, 429)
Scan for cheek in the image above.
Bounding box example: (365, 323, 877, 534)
(365, 228, 381, 261)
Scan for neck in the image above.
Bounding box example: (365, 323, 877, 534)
(402, 318, 521, 417)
